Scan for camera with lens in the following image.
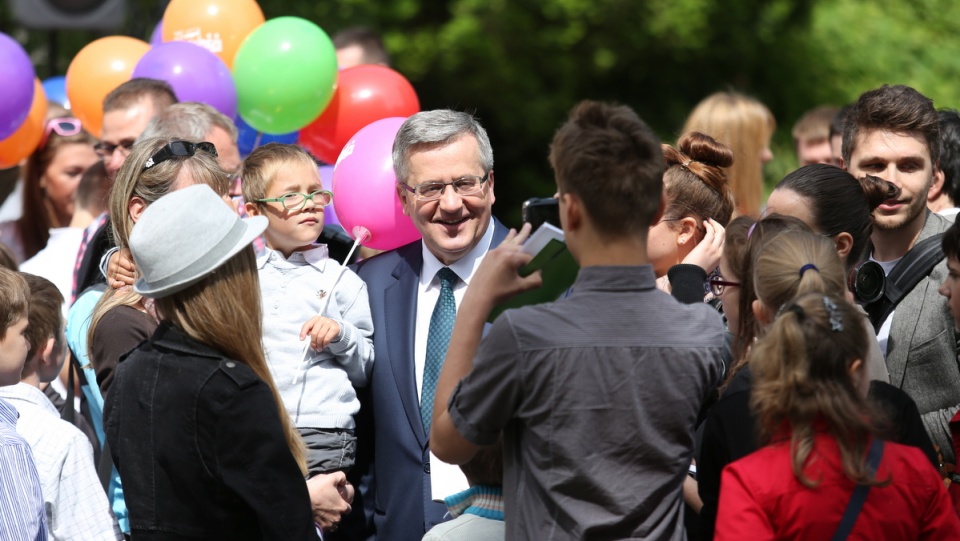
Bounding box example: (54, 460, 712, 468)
(849, 260, 886, 305)
(521, 197, 560, 230)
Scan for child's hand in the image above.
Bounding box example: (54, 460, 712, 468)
(300, 316, 341, 351)
(109, 248, 137, 289)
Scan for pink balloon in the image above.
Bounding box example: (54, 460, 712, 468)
(318, 165, 339, 226)
(332, 117, 421, 251)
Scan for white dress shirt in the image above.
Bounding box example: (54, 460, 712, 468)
(415, 218, 496, 502)
(0, 383, 121, 541)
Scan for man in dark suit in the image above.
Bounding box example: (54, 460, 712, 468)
(349, 110, 507, 540)
(842, 84, 960, 464)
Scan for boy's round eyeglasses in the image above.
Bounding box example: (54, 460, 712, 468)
(256, 190, 333, 211)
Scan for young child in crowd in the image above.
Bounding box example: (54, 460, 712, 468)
(0, 267, 47, 539)
(0, 273, 121, 540)
(242, 143, 374, 477)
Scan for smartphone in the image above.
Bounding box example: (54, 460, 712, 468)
(522, 197, 560, 230)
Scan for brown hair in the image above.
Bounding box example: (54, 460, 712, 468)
(241, 143, 320, 203)
(0, 243, 17, 271)
(0, 267, 29, 336)
(332, 26, 391, 66)
(749, 293, 884, 488)
(17, 117, 97, 260)
(102, 78, 177, 114)
(549, 100, 663, 236)
(792, 106, 840, 146)
(459, 437, 503, 486)
(722, 214, 812, 387)
(661, 131, 736, 234)
(773, 165, 894, 272)
(753, 230, 847, 313)
(20, 273, 64, 363)
(842, 84, 940, 166)
(683, 92, 775, 217)
(155, 247, 307, 473)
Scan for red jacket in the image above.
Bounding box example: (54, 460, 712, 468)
(716, 432, 960, 540)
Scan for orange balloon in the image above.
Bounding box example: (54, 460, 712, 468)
(66, 36, 151, 139)
(0, 79, 47, 168)
(162, 0, 265, 68)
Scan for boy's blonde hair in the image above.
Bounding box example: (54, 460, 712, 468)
(241, 143, 321, 204)
(0, 267, 29, 336)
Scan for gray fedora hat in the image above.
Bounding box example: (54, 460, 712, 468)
(129, 184, 267, 298)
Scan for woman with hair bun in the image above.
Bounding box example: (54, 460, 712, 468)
(715, 292, 959, 539)
(766, 163, 893, 276)
(683, 92, 775, 218)
(649, 131, 737, 301)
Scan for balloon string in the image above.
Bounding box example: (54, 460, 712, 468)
(343, 226, 371, 265)
(253, 131, 264, 150)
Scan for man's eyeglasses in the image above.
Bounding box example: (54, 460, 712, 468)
(707, 274, 741, 296)
(399, 172, 490, 201)
(143, 141, 218, 171)
(94, 140, 135, 158)
(40, 117, 82, 149)
(256, 189, 333, 211)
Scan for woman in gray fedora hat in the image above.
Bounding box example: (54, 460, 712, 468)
(103, 183, 335, 540)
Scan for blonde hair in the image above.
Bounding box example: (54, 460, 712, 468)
(241, 143, 320, 204)
(749, 293, 884, 488)
(88, 137, 231, 362)
(752, 229, 847, 311)
(683, 92, 775, 217)
(155, 247, 307, 473)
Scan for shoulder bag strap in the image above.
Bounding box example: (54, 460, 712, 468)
(831, 438, 885, 541)
(867, 234, 944, 330)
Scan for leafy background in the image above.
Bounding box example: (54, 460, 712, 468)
(2, 0, 957, 224)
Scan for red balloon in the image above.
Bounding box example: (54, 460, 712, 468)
(299, 65, 419, 164)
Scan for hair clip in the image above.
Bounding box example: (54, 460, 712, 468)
(747, 221, 757, 239)
(799, 263, 819, 277)
(823, 296, 843, 332)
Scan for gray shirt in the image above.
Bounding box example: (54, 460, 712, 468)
(448, 265, 724, 541)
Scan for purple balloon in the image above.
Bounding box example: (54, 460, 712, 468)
(319, 165, 340, 226)
(132, 41, 237, 118)
(150, 21, 164, 46)
(0, 33, 36, 140)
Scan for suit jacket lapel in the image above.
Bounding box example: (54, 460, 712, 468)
(384, 246, 429, 446)
(886, 211, 945, 387)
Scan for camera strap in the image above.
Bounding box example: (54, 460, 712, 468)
(866, 233, 944, 331)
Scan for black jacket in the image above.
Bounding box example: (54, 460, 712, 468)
(104, 323, 317, 540)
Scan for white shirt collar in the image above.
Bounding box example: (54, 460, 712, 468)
(256, 244, 330, 272)
(0, 383, 59, 417)
(420, 217, 495, 287)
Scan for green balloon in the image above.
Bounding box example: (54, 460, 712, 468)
(233, 16, 337, 134)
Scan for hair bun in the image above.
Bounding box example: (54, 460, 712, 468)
(858, 174, 898, 211)
(678, 131, 735, 169)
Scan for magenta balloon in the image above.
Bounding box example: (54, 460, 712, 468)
(0, 33, 36, 140)
(332, 117, 421, 250)
(132, 41, 237, 118)
(319, 165, 340, 226)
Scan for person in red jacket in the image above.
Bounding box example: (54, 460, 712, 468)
(716, 292, 960, 540)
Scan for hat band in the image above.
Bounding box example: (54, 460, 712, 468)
(142, 218, 249, 291)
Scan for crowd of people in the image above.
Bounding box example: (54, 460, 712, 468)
(2, 28, 960, 541)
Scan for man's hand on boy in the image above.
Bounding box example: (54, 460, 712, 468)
(301, 316, 341, 351)
(108, 248, 137, 289)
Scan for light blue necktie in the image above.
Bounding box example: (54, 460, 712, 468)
(421, 267, 458, 435)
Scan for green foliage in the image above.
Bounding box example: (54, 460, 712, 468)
(5, 0, 960, 222)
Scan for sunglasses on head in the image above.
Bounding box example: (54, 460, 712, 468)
(39, 117, 82, 149)
(143, 141, 218, 171)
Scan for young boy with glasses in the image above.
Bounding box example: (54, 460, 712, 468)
(242, 143, 374, 482)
